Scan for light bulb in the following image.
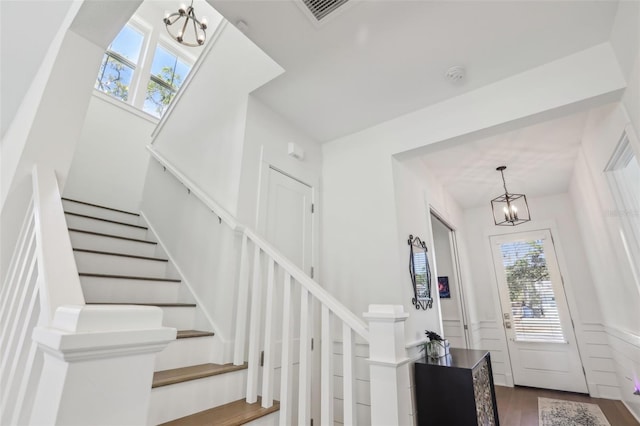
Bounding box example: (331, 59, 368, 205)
(178, 3, 187, 14)
(201, 17, 208, 29)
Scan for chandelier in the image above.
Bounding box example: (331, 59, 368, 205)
(164, 1, 208, 47)
(491, 166, 531, 226)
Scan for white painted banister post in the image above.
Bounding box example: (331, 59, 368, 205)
(363, 305, 412, 426)
(29, 305, 175, 426)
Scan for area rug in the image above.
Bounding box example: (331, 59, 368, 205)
(538, 397, 611, 426)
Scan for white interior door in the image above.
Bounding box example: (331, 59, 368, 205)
(490, 229, 588, 393)
(263, 167, 313, 274)
(260, 166, 316, 423)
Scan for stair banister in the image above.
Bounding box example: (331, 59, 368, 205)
(146, 145, 415, 426)
(1, 164, 176, 425)
(31, 165, 85, 323)
(146, 145, 370, 339)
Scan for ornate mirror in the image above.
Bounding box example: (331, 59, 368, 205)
(408, 235, 433, 310)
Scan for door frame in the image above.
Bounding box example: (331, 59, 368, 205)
(254, 145, 322, 424)
(485, 220, 589, 391)
(429, 207, 471, 348)
(255, 145, 320, 281)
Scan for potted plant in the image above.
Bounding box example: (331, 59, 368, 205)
(421, 330, 449, 359)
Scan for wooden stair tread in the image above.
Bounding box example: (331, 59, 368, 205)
(73, 248, 168, 262)
(68, 228, 157, 244)
(79, 272, 180, 282)
(153, 363, 248, 388)
(65, 211, 148, 229)
(177, 330, 215, 339)
(86, 302, 196, 307)
(159, 397, 279, 426)
(62, 197, 140, 216)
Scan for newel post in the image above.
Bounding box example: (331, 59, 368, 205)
(30, 305, 176, 425)
(364, 305, 412, 426)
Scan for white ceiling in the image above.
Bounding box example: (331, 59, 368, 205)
(209, 0, 618, 142)
(418, 111, 589, 208)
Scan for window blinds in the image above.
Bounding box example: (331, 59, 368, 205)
(499, 240, 565, 343)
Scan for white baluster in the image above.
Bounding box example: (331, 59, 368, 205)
(298, 287, 312, 424)
(0, 252, 36, 379)
(321, 305, 334, 424)
(279, 272, 293, 426)
(0, 202, 33, 322)
(0, 230, 35, 350)
(261, 259, 276, 408)
(233, 234, 250, 366)
(342, 323, 356, 426)
(0, 274, 38, 416)
(246, 243, 263, 403)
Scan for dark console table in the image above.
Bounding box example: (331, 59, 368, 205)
(414, 348, 499, 425)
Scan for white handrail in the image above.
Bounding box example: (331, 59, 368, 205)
(245, 229, 369, 340)
(147, 145, 369, 339)
(146, 146, 242, 232)
(1, 165, 85, 425)
(146, 145, 376, 425)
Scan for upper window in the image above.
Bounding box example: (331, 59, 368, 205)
(95, 25, 144, 102)
(144, 46, 192, 118)
(94, 19, 194, 118)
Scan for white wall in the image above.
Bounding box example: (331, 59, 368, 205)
(569, 102, 640, 415)
(321, 43, 623, 348)
(63, 94, 158, 212)
(0, 0, 74, 139)
(237, 96, 322, 231)
(150, 23, 283, 217)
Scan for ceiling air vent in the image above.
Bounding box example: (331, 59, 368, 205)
(302, 0, 350, 21)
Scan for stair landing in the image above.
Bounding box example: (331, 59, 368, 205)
(158, 397, 279, 426)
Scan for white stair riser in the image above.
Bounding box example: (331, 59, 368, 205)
(65, 214, 149, 240)
(74, 251, 169, 277)
(245, 412, 279, 426)
(154, 337, 216, 371)
(69, 231, 158, 257)
(160, 306, 196, 330)
(80, 277, 181, 304)
(62, 200, 141, 225)
(148, 369, 247, 425)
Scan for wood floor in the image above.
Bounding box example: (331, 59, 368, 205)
(495, 385, 639, 426)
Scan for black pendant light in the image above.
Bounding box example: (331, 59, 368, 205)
(491, 166, 531, 226)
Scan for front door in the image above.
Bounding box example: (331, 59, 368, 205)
(490, 229, 588, 393)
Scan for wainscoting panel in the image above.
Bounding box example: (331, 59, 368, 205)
(605, 326, 640, 421)
(332, 341, 371, 426)
(579, 323, 621, 399)
(478, 320, 512, 387)
(442, 319, 465, 348)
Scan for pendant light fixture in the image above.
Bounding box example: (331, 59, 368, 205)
(164, 1, 208, 47)
(491, 166, 531, 226)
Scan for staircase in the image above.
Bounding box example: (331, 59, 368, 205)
(62, 197, 279, 425)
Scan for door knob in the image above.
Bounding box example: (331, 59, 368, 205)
(504, 321, 512, 329)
